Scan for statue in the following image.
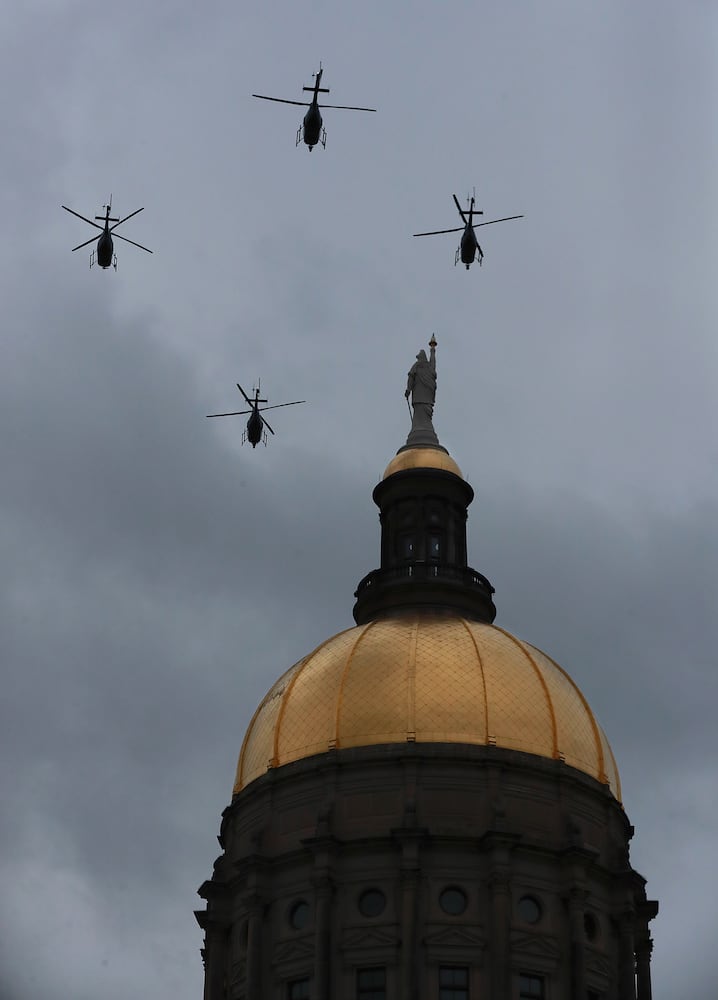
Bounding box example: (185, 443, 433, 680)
(404, 336, 439, 446)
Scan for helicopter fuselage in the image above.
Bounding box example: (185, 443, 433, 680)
(96, 230, 114, 269)
(460, 225, 479, 267)
(302, 102, 323, 149)
(246, 409, 264, 447)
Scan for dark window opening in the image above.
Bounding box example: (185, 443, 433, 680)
(401, 535, 415, 559)
(517, 895, 542, 924)
(584, 911, 598, 941)
(519, 973, 545, 1000)
(439, 886, 468, 915)
(289, 900, 309, 930)
(288, 978, 310, 1000)
(358, 888, 386, 918)
(429, 533, 441, 560)
(357, 966, 386, 1000)
(439, 965, 469, 1000)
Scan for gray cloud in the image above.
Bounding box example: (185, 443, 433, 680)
(0, 2, 714, 998)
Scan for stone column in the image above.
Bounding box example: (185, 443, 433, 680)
(400, 866, 420, 1000)
(204, 921, 229, 1000)
(313, 873, 333, 1000)
(635, 899, 658, 1000)
(245, 892, 263, 1000)
(635, 936, 653, 1000)
(567, 888, 588, 1000)
(488, 867, 511, 1000)
(482, 825, 517, 1000)
(393, 801, 424, 1000)
(618, 909, 637, 1000)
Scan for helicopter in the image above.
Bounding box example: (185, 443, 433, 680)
(414, 194, 523, 269)
(206, 383, 306, 448)
(62, 198, 152, 270)
(252, 64, 376, 150)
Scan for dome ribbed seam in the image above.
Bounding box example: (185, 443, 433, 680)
(534, 644, 609, 790)
(407, 620, 419, 739)
(493, 625, 560, 760)
(334, 621, 376, 748)
(273, 626, 360, 768)
(458, 618, 489, 744)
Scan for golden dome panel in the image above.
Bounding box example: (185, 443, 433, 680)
(383, 448, 463, 480)
(234, 616, 621, 801)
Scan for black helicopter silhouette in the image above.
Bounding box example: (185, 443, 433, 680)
(414, 194, 523, 269)
(252, 64, 376, 150)
(206, 383, 306, 447)
(62, 198, 152, 270)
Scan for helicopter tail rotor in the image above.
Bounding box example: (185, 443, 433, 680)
(95, 195, 119, 224)
(305, 63, 329, 94)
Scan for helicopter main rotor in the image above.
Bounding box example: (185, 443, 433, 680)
(62, 202, 153, 259)
(413, 213, 525, 237)
(414, 193, 523, 238)
(252, 66, 376, 115)
(205, 382, 306, 440)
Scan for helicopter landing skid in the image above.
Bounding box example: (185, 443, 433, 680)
(296, 126, 327, 150)
(89, 251, 118, 271)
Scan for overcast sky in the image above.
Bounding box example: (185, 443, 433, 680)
(1, 2, 716, 997)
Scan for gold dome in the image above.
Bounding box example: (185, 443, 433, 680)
(383, 447, 463, 480)
(235, 615, 621, 801)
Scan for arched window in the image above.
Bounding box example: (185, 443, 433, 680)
(358, 888, 386, 918)
(400, 534, 415, 560)
(429, 533, 442, 560)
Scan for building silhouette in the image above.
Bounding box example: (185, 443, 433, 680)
(196, 348, 657, 999)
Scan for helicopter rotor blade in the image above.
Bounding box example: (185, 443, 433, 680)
(252, 94, 311, 107)
(113, 233, 153, 253)
(317, 103, 376, 112)
(62, 206, 104, 231)
(259, 415, 276, 435)
(71, 234, 103, 252)
(206, 409, 252, 418)
(413, 227, 464, 237)
(236, 383, 255, 406)
(110, 207, 144, 231)
(473, 214, 524, 229)
(452, 194, 469, 225)
(257, 400, 306, 412)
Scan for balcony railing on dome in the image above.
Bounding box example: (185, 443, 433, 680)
(354, 561, 495, 599)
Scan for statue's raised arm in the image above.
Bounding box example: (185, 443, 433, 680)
(404, 336, 440, 447)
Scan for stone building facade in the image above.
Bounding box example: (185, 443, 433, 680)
(196, 437, 657, 1000)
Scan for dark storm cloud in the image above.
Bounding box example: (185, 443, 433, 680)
(0, 2, 715, 998)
